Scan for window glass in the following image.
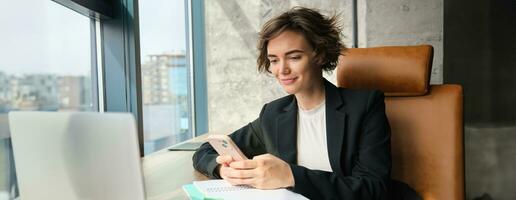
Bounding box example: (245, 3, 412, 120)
(139, 0, 192, 154)
(0, 1, 94, 198)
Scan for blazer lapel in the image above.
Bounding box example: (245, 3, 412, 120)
(324, 80, 347, 176)
(276, 96, 298, 164)
(274, 80, 347, 172)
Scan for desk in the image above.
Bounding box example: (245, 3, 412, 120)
(143, 150, 207, 200)
(143, 133, 223, 200)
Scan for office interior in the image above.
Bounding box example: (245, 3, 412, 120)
(0, 0, 515, 199)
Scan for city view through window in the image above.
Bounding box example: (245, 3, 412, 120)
(0, 1, 94, 199)
(0, 73, 93, 112)
(0, 2, 94, 113)
(139, 0, 191, 154)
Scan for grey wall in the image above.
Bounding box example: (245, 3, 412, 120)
(358, 0, 444, 84)
(445, 0, 516, 124)
(466, 126, 516, 200)
(445, 0, 516, 199)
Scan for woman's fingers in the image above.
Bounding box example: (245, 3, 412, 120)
(226, 168, 255, 179)
(222, 153, 293, 189)
(222, 167, 258, 187)
(216, 155, 233, 164)
(219, 165, 230, 178)
(229, 160, 258, 169)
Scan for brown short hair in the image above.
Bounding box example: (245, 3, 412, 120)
(257, 7, 347, 73)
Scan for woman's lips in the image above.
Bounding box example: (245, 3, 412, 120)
(280, 77, 297, 85)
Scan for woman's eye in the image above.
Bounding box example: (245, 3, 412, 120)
(269, 59, 278, 64)
(289, 56, 301, 60)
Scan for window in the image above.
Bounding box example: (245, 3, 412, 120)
(139, 0, 192, 154)
(0, 0, 97, 198)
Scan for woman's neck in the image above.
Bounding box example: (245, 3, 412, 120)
(295, 79, 325, 110)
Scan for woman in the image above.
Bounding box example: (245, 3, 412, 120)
(193, 7, 391, 200)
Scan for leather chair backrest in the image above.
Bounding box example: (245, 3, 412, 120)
(337, 45, 464, 200)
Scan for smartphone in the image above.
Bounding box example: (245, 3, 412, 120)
(207, 135, 248, 161)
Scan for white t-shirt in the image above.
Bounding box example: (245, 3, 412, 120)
(296, 100, 333, 172)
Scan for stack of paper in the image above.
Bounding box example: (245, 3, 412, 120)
(183, 180, 308, 200)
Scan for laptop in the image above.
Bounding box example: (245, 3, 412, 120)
(9, 112, 146, 200)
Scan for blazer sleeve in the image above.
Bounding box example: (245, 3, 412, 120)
(192, 105, 268, 178)
(289, 91, 391, 200)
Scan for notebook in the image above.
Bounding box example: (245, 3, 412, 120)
(190, 180, 308, 200)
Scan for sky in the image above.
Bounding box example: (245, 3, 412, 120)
(0, 0, 186, 76)
(139, 0, 187, 61)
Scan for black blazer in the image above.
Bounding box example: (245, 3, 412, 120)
(193, 80, 392, 200)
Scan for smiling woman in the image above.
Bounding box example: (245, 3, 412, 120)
(204, 1, 355, 135)
(266, 30, 328, 106)
(193, 7, 393, 200)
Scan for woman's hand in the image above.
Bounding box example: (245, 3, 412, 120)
(223, 154, 295, 189)
(216, 155, 233, 179)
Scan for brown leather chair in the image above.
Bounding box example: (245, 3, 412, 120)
(337, 45, 464, 200)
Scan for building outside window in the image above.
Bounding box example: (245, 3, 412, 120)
(139, 0, 192, 154)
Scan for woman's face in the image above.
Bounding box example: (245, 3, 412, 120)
(267, 30, 322, 95)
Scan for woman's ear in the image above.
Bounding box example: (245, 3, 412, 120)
(311, 51, 326, 68)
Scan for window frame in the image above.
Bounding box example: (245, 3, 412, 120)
(100, 0, 144, 155)
(54, 0, 209, 156)
(188, 0, 209, 137)
(100, 0, 208, 155)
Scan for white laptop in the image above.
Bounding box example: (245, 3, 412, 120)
(8, 112, 146, 200)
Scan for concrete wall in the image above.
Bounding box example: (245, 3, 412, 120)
(466, 126, 516, 200)
(444, 0, 516, 199)
(445, 0, 516, 124)
(358, 0, 444, 84)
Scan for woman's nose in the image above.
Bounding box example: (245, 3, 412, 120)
(279, 61, 291, 74)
